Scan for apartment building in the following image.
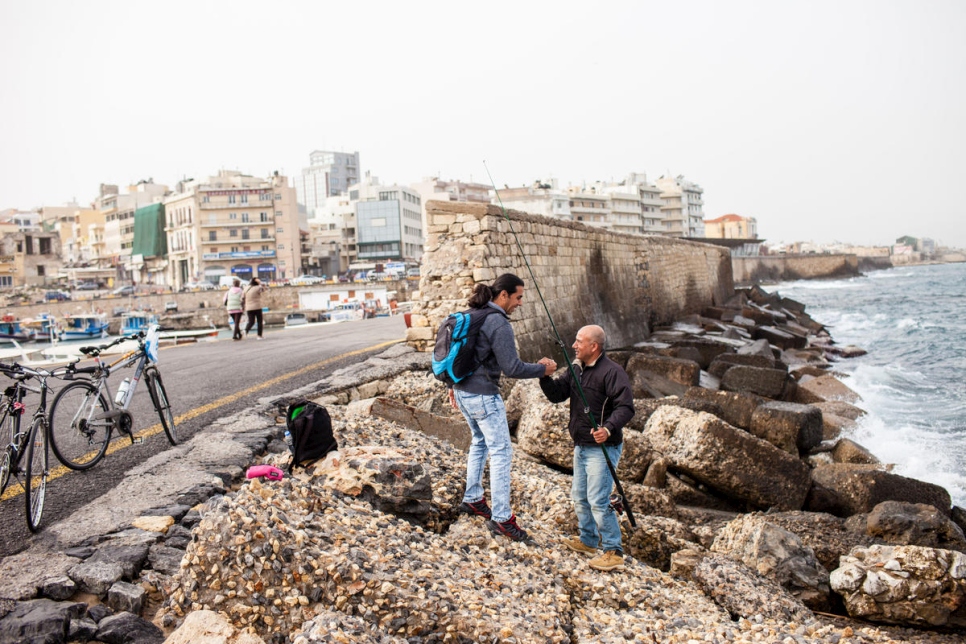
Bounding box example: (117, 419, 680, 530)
(295, 150, 362, 216)
(354, 178, 423, 264)
(567, 187, 610, 228)
(163, 170, 300, 288)
(704, 213, 757, 239)
(306, 193, 356, 276)
(93, 181, 168, 284)
(0, 232, 63, 288)
(656, 174, 705, 238)
(490, 179, 571, 220)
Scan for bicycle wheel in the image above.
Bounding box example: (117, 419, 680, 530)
(0, 406, 17, 495)
(145, 367, 177, 445)
(25, 416, 48, 532)
(49, 380, 112, 470)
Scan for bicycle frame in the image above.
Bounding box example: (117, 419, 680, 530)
(88, 345, 151, 411)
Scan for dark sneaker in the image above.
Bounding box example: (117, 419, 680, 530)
(458, 498, 492, 519)
(486, 515, 532, 543)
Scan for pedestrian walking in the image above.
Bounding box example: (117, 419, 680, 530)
(223, 277, 244, 340)
(243, 277, 266, 339)
(451, 273, 557, 542)
(539, 325, 634, 571)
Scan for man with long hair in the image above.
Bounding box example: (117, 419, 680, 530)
(451, 273, 557, 542)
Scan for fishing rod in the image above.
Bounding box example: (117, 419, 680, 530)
(483, 161, 637, 529)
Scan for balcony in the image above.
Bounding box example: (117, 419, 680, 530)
(202, 250, 277, 260)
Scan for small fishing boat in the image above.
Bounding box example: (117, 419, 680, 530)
(0, 318, 36, 343)
(61, 313, 109, 340)
(22, 314, 63, 342)
(120, 311, 160, 336)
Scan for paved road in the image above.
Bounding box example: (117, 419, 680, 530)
(0, 315, 407, 560)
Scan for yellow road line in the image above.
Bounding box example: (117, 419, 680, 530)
(0, 339, 401, 502)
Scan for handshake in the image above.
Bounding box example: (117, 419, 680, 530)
(537, 357, 557, 376)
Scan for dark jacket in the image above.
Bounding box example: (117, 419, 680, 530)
(453, 302, 546, 396)
(539, 353, 634, 447)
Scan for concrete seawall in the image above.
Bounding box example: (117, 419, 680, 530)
(732, 254, 861, 285)
(406, 201, 734, 361)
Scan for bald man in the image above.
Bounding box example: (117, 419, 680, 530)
(539, 325, 634, 572)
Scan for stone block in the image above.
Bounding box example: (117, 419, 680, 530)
(68, 561, 125, 596)
(807, 463, 952, 517)
(749, 401, 823, 455)
(644, 406, 811, 511)
(753, 325, 806, 350)
(107, 580, 145, 616)
(720, 365, 788, 399)
(626, 353, 701, 387)
(683, 387, 764, 430)
(831, 438, 879, 464)
(794, 374, 861, 404)
(708, 353, 776, 379)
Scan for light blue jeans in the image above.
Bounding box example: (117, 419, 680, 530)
(454, 390, 513, 523)
(573, 443, 624, 554)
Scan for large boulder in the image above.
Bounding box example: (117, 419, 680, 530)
(711, 514, 831, 610)
(515, 380, 572, 470)
(749, 401, 823, 455)
(830, 544, 966, 627)
(0, 599, 87, 644)
(760, 510, 871, 573)
(866, 501, 966, 551)
(807, 463, 952, 517)
(707, 353, 776, 379)
(831, 438, 879, 465)
(643, 406, 811, 511)
(163, 609, 266, 644)
(693, 554, 813, 622)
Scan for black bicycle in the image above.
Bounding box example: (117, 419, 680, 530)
(48, 325, 176, 471)
(0, 362, 65, 532)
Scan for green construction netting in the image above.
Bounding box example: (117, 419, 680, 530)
(132, 203, 168, 258)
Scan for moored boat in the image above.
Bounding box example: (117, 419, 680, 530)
(22, 314, 63, 342)
(120, 311, 160, 336)
(61, 313, 109, 340)
(284, 312, 308, 327)
(0, 317, 36, 343)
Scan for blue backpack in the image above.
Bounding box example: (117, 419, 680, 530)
(432, 308, 501, 385)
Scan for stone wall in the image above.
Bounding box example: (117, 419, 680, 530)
(731, 254, 860, 285)
(406, 201, 734, 362)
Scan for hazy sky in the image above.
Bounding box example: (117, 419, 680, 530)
(2, 0, 964, 248)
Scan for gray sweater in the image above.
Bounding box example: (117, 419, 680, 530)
(452, 302, 546, 395)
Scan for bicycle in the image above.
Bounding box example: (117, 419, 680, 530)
(48, 324, 177, 470)
(0, 362, 67, 532)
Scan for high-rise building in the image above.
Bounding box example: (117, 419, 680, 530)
(163, 170, 300, 288)
(295, 150, 361, 216)
(704, 214, 757, 239)
(353, 177, 423, 265)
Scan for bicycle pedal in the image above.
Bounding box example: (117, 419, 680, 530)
(131, 437, 144, 445)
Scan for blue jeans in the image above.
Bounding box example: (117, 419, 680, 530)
(573, 443, 623, 554)
(454, 390, 513, 523)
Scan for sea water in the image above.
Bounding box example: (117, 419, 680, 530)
(772, 262, 966, 507)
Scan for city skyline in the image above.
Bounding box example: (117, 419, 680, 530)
(2, 1, 964, 249)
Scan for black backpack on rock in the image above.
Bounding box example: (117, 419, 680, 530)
(286, 399, 337, 472)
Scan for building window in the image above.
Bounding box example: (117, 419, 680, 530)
(276, 227, 284, 233)
(242, 230, 250, 240)
(275, 211, 282, 217)
(37, 265, 45, 276)
(260, 212, 269, 222)
(229, 212, 237, 220)
(278, 244, 284, 250)
(261, 229, 269, 239)
(209, 231, 217, 241)
(241, 194, 248, 204)
(230, 229, 238, 237)
(228, 195, 236, 204)
(241, 213, 250, 223)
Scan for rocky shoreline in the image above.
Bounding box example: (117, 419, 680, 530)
(1, 286, 965, 643)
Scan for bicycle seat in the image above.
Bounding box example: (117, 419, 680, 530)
(80, 345, 107, 356)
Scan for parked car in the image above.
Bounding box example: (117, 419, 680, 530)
(406, 267, 420, 278)
(338, 274, 351, 283)
(180, 281, 216, 292)
(71, 280, 101, 291)
(113, 285, 137, 296)
(367, 271, 389, 282)
(291, 274, 325, 285)
(164, 301, 179, 312)
(45, 290, 71, 302)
